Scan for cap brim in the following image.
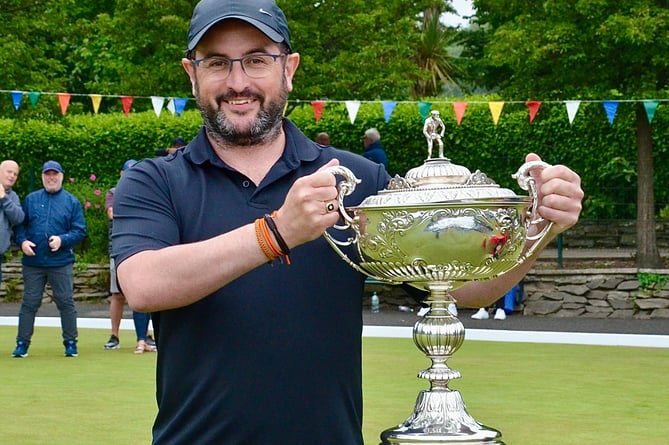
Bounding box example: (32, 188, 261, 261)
(188, 15, 284, 51)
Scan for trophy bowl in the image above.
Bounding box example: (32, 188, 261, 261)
(325, 142, 552, 444)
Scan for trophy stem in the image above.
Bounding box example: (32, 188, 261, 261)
(380, 282, 503, 444)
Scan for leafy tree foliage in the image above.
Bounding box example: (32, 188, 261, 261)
(462, 0, 669, 267)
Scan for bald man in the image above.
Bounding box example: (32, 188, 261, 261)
(0, 160, 24, 283)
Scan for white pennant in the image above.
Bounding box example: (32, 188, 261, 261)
(345, 100, 361, 124)
(167, 98, 176, 116)
(564, 100, 581, 124)
(151, 96, 165, 117)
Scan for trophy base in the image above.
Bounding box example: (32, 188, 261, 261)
(379, 389, 503, 444)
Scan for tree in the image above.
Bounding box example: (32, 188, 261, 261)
(463, 0, 669, 268)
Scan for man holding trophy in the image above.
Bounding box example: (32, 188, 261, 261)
(111, 0, 584, 444)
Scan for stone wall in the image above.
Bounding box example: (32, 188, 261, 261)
(558, 219, 669, 249)
(522, 268, 669, 319)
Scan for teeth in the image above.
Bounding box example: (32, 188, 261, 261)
(228, 99, 251, 105)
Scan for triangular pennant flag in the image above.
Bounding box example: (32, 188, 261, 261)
(57, 93, 71, 116)
(564, 100, 581, 124)
(11, 91, 23, 111)
(120, 96, 134, 116)
(453, 102, 468, 126)
(174, 98, 188, 116)
(489, 101, 505, 125)
(382, 101, 397, 123)
(167, 98, 176, 116)
(345, 101, 360, 124)
(28, 91, 40, 109)
(418, 102, 432, 122)
(311, 100, 325, 122)
(526, 101, 541, 123)
(602, 101, 618, 125)
(89, 94, 102, 114)
(643, 100, 659, 124)
(151, 96, 165, 117)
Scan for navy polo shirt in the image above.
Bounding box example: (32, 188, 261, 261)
(112, 119, 390, 445)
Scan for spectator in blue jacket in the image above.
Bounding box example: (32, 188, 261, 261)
(0, 160, 25, 284)
(12, 160, 87, 358)
(362, 128, 388, 169)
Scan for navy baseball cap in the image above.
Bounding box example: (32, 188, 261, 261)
(42, 160, 63, 173)
(187, 0, 292, 54)
(122, 159, 138, 171)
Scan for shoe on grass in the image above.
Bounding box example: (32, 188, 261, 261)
(64, 339, 78, 357)
(12, 341, 29, 358)
(104, 335, 120, 350)
(494, 308, 507, 320)
(471, 308, 489, 320)
(145, 335, 156, 348)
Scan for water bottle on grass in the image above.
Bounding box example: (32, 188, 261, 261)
(371, 292, 380, 313)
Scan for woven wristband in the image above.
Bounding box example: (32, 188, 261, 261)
(264, 213, 291, 255)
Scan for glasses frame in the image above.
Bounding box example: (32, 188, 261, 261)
(190, 53, 286, 79)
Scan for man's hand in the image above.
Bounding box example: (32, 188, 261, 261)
(525, 153, 584, 235)
(21, 240, 36, 256)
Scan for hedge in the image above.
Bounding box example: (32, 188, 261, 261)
(1, 98, 667, 262)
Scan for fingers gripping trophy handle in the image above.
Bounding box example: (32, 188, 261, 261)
(323, 165, 361, 229)
(512, 161, 554, 258)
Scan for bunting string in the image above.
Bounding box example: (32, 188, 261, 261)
(2, 89, 667, 125)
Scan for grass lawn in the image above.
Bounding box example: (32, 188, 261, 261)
(1, 326, 667, 444)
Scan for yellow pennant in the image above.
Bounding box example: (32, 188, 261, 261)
(488, 101, 505, 125)
(89, 94, 102, 114)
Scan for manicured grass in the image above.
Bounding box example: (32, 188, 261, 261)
(1, 326, 667, 444)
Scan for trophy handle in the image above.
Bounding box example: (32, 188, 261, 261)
(322, 165, 395, 284)
(512, 160, 554, 249)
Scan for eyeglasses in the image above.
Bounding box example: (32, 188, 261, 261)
(191, 54, 286, 79)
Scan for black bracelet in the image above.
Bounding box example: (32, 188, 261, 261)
(263, 214, 291, 255)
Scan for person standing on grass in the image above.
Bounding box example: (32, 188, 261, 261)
(12, 160, 87, 358)
(103, 159, 156, 354)
(0, 160, 25, 284)
(111, 1, 583, 443)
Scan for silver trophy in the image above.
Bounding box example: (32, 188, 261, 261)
(324, 118, 552, 444)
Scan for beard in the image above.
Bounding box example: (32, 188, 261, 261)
(195, 76, 287, 147)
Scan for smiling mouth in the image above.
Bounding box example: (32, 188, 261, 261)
(227, 99, 253, 105)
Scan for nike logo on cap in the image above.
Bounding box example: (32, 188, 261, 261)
(259, 8, 272, 16)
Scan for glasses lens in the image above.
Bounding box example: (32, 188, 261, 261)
(241, 55, 278, 78)
(194, 55, 281, 79)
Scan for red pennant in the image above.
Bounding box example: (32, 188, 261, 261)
(310, 101, 325, 122)
(453, 102, 468, 126)
(526, 101, 542, 123)
(57, 93, 71, 116)
(121, 96, 134, 116)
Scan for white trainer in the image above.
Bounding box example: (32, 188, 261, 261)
(494, 308, 507, 320)
(447, 303, 458, 316)
(471, 308, 489, 320)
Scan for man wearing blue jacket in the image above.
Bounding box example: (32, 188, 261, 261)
(12, 160, 87, 358)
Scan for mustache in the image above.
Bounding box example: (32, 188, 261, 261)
(215, 89, 264, 106)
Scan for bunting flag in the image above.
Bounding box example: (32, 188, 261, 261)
(602, 101, 619, 125)
(526, 101, 541, 123)
(418, 102, 432, 122)
(57, 93, 71, 116)
(151, 96, 165, 117)
(11, 91, 22, 111)
(345, 100, 360, 124)
(311, 100, 325, 122)
(453, 102, 467, 126)
(643, 100, 659, 124)
(89, 94, 102, 114)
(120, 96, 134, 116)
(28, 91, 40, 109)
(174, 98, 188, 117)
(382, 101, 397, 123)
(1, 90, 666, 128)
(489, 101, 504, 125)
(167, 98, 176, 116)
(564, 100, 581, 124)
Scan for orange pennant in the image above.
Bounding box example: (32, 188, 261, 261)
(453, 102, 468, 126)
(526, 101, 542, 123)
(57, 93, 71, 116)
(121, 96, 134, 116)
(311, 101, 325, 122)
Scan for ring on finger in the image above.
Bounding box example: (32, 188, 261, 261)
(325, 201, 335, 213)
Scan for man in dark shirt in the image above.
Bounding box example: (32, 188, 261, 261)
(362, 127, 388, 169)
(111, 1, 584, 444)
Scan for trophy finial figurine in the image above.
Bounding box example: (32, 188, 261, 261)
(423, 110, 446, 159)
